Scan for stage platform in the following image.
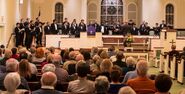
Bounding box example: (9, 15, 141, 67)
(46, 33, 185, 51)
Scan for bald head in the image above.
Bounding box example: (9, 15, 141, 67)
(136, 60, 148, 77)
(52, 54, 62, 66)
(41, 72, 57, 86)
(75, 54, 84, 61)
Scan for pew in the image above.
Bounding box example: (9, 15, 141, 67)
(159, 53, 164, 72)
(170, 56, 176, 79)
(164, 54, 169, 75)
(177, 58, 184, 84)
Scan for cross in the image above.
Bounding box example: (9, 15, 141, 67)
(169, 39, 176, 46)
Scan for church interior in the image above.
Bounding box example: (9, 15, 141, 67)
(1, 0, 185, 94)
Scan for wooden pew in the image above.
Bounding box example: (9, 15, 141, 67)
(170, 56, 176, 79)
(159, 53, 164, 72)
(164, 54, 169, 75)
(177, 58, 184, 84)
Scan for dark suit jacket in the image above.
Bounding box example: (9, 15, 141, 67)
(44, 25, 51, 34)
(32, 89, 62, 94)
(51, 23, 58, 34)
(78, 23, 86, 32)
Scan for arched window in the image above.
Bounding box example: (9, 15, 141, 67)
(55, 2, 63, 23)
(101, 0, 123, 25)
(166, 4, 174, 28)
(128, 3, 137, 25)
(87, 3, 97, 24)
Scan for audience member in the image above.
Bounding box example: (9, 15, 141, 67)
(95, 76, 109, 94)
(126, 60, 156, 93)
(32, 72, 62, 94)
(108, 69, 126, 94)
(2, 72, 29, 94)
(122, 56, 136, 75)
(99, 59, 113, 81)
(42, 64, 56, 73)
(0, 48, 4, 60)
(155, 74, 172, 94)
(0, 49, 12, 66)
(67, 62, 94, 93)
(113, 51, 127, 68)
(75, 54, 84, 62)
(19, 52, 38, 75)
(11, 47, 19, 60)
(32, 47, 46, 63)
(118, 86, 136, 94)
(52, 54, 68, 83)
(18, 59, 38, 81)
(0, 58, 29, 90)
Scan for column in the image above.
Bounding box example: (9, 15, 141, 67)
(81, 0, 87, 24)
(27, 0, 31, 18)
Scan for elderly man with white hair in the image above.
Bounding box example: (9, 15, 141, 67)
(52, 54, 68, 83)
(2, 72, 29, 94)
(118, 86, 136, 94)
(32, 72, 62, 94)
(42, 64, 56, 73)
(126, 60, 156, 93)
(0, 58, 29, 90)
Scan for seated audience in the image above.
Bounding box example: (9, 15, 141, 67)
(83, 51, 93, 65)
(32, 47, 46, 63)
(155, 74, 172, 94)
(122, 58, 146, 83)
(67, 61, 95, 93)
(100, 50, 109, 59)
(0, 49, 12, 66)
(32, 72, 62, 94)
(126, 60, 156, 93)
(18, 59, 38, 81)
(98, 59, 113, 81)
(0, 58, 29, 90)
(0, 48, 4, 60)
(113, 51, 127, 68)
(122, 56, 136, 75)
(41, 53, 54, 68)
(2, 72, 29, 94)
(95, 76, 109, 94)
(118, 86, 136, 94)
(52, 54, 68, 83)
(91, 47, 99, 57)
(11, 47, 19, 60)
(107, 45, 116, 57)
(42, 64, 56, 73)
(108, 69, 126, 94)
(75, 54, 84, 62)
(19, 52, 38, 75)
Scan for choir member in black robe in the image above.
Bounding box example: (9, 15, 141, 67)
(144, 22, 150, 35)
(24, 18, 30, 27)
(19, 19, 25, 46)
(50, 19, 58, 34)
(131, 24, 138, 35)
(70, 19, 78, 35)
(153, 23, 161, 36)
(139, 22, 146, 35)
(113, 22, 121, 35)
(14, 23, 21, 47)
(93, 21, 101, 32)
(44, 22, 51, 35)
(62, 18, 70, 35)
(102, 22, 109, 35)
(121, 22, 132, 36)
(35, 23, 43, 46)
(160, 20, 167, 29)
(25, 23, 33, 49)
(78, 19, 86, 32)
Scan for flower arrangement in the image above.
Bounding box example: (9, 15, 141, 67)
(124, 33, 134, 47)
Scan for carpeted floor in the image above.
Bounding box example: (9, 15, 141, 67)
(148, 67, 185, 94)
